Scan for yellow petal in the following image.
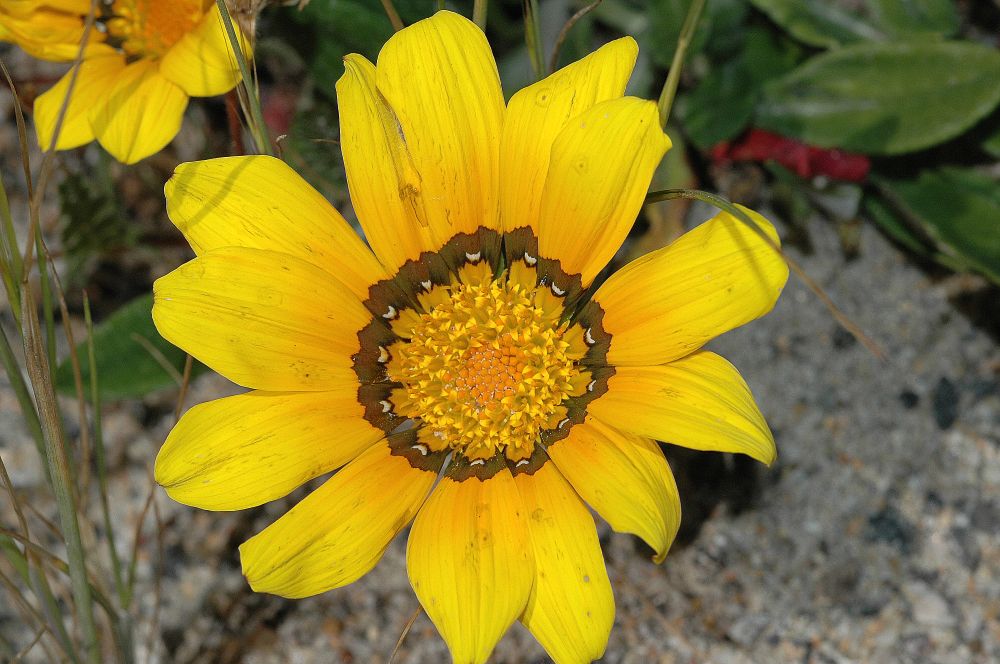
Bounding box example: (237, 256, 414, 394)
(407, 468, 533, 664)
(596, 207, 788, 366)
(155, 390, 383, 511)
(374, 10, 504, 243)
(589, 352, 776, 465)
(159, 2, 249, 98)
(335, 55, 438, 272)
(165, 156, 387, 301)
(515, 462, 614, 664)
(0, 6, 110, 61)
(537, 97, 670, 286)
(33, 53, 124, 150)
(547, 418, 680, 563)
(152, 247, 370, 391)
(89, 59, 188, 164)
(499, 38, 637, 233)
(240, 439, 438, 598)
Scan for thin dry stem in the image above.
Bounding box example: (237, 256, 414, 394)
(380, 0, 404, 31)
(645, 188, 886, 360)
(549, 0, 603, 73)
(388, 605, 422, 664)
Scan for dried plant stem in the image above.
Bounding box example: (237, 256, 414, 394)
(656, 0, 705, 128)
(473, 0, 487, 29)
(0, 324, 45, 459)
(380, 0, 404, 31)
(645, 188, 886, 360)
(215, 0, 272, 155)
(84, 295, 126, 607)
(21, 290, 101, 664)
(549, 0, 603, 73)
(388, 605, 422, 664)
(523, 0, 545, 81)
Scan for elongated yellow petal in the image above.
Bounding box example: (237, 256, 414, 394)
(33, 53, 124, 150)
(500, 38, 637, 233)
(89, 60, 187, 164)
(374, 10, 504, 242)
(152, 247, 370, 391)
(159, 3, 248, 97)
(165, 156, 387, 300)
(547, 418, 680, 563)
(596, 207, 788, 366)
(336, 55, 438, 271)
(515, 463, 614, 664)
(240, 440, 437, 598)
(155, 391, 383, 511)
(537, 98, 670, 286)
(589, 352, 776, 465)
(407, 468, 533, 664)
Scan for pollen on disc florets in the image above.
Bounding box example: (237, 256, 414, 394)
(107, 0, 205, 57)
(386, 262, 590, 462)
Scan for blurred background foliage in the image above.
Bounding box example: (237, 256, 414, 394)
(58, 0, 1000, 398)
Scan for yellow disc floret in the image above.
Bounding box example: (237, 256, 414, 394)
(387, 263, 590, 462)
(108, 0, 205, 57)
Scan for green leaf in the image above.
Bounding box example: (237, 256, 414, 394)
(56, 294, 206, 400)
(645, 0, 748, 67)
(749, 0, 958, 48)
(756, 41, 1000, 155)
(679, 27, 800, 148)
(871, 167, 1000, 283)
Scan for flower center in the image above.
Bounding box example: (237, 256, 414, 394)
(386, 263, 590, 462)
(107, 0, 205, 57)
(353, 228, 615, 479)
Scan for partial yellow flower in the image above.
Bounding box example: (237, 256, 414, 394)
(5, 0, 251, 164)
(152, 10, 789, 664)
(0, 0, 105, 60)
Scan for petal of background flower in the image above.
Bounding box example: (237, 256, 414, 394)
(240, 439, 437, 598)
(374, 10, 504, 244)
(595, 207, 788, 366)
(589, 352, 777, 465)
(515, 462, 614, 664)
(407, 469, 533, 664)
(165, 156, 388, 300)
(152, 247, 370, 391)
(499, 38, 636, 234)
(537, 97, 670, 286)
(89, 59, 188, 164)
(547, 418, 681, 563)
(336, 54, 439, 272)
(159, 3, 249, 98)
(155, 390, 384, 511)
(33, 53, 124, 150)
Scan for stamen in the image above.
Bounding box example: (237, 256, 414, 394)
(385, 268, 590, 461)
(107, 0, 204, 58)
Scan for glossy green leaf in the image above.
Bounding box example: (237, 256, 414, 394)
(757, 41, 1000, 155)
(749, 0, 958, 48)
(870, 168, 1000, 283)
(680, 27, 799, 148)
(56, 294, 206, 400)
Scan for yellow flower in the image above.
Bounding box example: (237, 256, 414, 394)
(152, 10, 788, 664)
(0, 1, 103, 60)
(9, 0, 251, 164)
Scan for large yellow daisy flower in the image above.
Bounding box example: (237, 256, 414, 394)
(152, 10, 788, 663)
(10, 0, 250, 164)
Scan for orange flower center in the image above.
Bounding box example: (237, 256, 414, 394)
(385, 262, 591, 463)
(108, 0, 205, 57)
